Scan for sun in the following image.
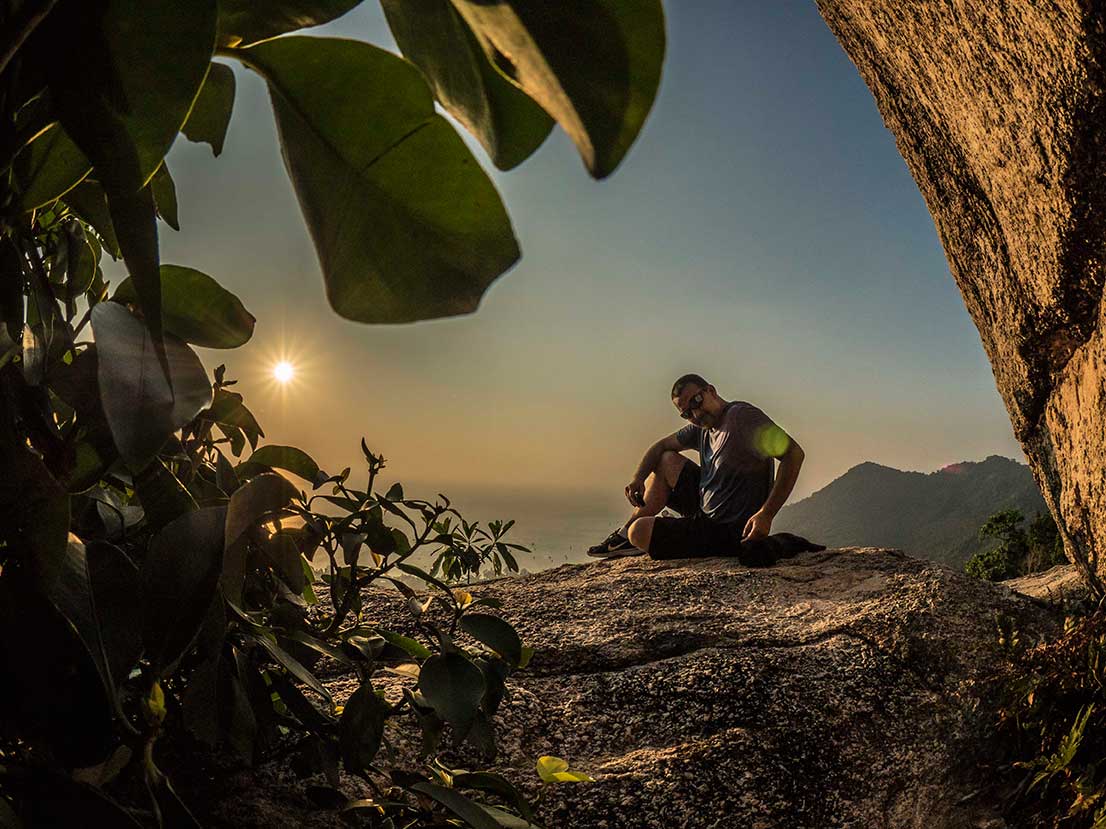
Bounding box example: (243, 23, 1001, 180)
(273, 361, 295, 384)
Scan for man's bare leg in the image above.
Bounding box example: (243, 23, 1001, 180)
(624, 451, 688, 550)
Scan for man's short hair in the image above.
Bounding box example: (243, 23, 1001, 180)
(671, 373, 710, 399)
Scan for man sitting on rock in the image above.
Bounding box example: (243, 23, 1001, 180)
(587, 373, 820, 565)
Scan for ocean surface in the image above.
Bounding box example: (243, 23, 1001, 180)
(398, 481, 630, 574)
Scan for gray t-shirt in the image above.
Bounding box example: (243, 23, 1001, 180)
(675, 401, 784, 527)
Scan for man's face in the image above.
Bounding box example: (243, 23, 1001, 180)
(674, 385, 718, 428)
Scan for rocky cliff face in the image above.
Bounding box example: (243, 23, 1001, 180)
(206, 550, 1057, 828)
(813, 1, 1106, 581)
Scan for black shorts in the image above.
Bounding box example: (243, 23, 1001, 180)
(649, 460, 744, 560)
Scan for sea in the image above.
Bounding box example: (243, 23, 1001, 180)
(392, 481, 629, 574)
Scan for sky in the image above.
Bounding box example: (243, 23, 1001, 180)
(153, 0, 1024, 512)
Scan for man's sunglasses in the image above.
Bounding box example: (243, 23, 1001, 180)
(679, 391, 705, 420)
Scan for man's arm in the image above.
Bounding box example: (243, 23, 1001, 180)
(625, 433, 687, 506)
(742, 439, 805, 540)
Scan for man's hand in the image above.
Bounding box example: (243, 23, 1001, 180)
(742, 509, 772, 541)
(625, 477, 646, 508)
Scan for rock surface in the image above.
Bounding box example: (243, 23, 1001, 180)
(1004, 562, 1088, 605)
(208, 549, 1058, 828)
(813, 1, 1106, 580)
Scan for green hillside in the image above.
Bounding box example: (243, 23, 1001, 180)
(774, 456, 1048, 568)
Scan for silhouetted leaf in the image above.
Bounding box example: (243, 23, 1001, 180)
(223, 472, 297, 603)
(265, 532, 306, 592)
(460, 613, 522, 666)
(134, 458, 199, 532)
(150, 163, 179, 230)
(249, 632, 331, 702)
(142, 506, 227, 674)
(63, 181, 121, 258)
(377, 628, 431, 660)
(411, 782, 500, 829)
(339, 683, 390, 774)
(16, 123, 92, 211)
(418, 652, 485, 736)
(91, 302, 212, 470)
(246, 444, 321, 484)
(86, 541, 142, 689)
(243, 36, 519, 323)
(382, 0, 552, 170)
(217, 0, 363, 47)
(183, 63, 236, 155)
(450, 0, 665, 178)
(113, 265, 255, 348)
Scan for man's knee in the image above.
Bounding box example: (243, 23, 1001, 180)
(658, 450, 686, 488)
(627, 516, 653, 551)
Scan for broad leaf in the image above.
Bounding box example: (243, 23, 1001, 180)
(223, 472, 297, 602)
(113, 265, 255, 348)
(243, 36, 519, 323)
(63, 181, 122, 259)
(142, 507, 227, 673)
(377, 628, 432, 660)
(536, 755, 593, 783)
(16, 123, 92, 211)
(249, 632, 331, 701)
(183, 63, 236, 156)
(86, 541, 142, 689)
(265, 532, 306, 592)
(217, 0, 363, 47)
(38, 0, 218, 350)
(203, 388, 264, 448)
(460, 613, 522, 667)
(134, 458, 199, 532)
(381, 0, 552, 170)
(339, 683, 390, 775)
(246, 444, 321, 484)
(224, 472, 298, 550)
(410, 783, 501, 829)
(418, 652, 485, 736)
(449, 0, 666, 178)
(90, 302, 212, 470)
(150, 163, 179, 231)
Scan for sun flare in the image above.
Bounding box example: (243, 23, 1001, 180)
(273, 361, 295, 384)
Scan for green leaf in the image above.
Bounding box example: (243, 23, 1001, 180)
(377, 628, 431, 660)
(150, 163, 179, 231)
(339, 683, 390, 775)
(133, 458, 198, 532)
(39, 0, 217, 354)
(183, 63, 236, 156)
(113, 265, 255, 348)
(410, 783, 501, 829)
(265, 532, 306, 592)
(41, 0, 217, 191)
(142, 507, 227, 673)
(536, 755, 593, 783)
(452, 772, 534, 824)
(248, 632, 331, 702)
(63, 181, 121, 258)
(449, 0, 666, 178)
(381, 0, 552, 170)
(86, 541, 142, 690)
(460, 613, 522, 667)
(242, 36, 519, 323)
(217, 0, 363, 47)
(90, 302, 212, 470)
(246, 444, 321, 484)
(16, 123, 92, 211)
(223, 472, 297, 603)
(418, 652, 486, 736)
(204, 388, 264, 446)
(224, 472, 298, 550)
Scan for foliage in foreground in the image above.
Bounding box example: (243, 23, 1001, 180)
(0, 1, 668, 825)
(993, 606, 1106, 828)
(965, 509, 1066, 582)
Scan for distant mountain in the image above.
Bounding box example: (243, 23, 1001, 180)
(774, 455, 1048, 568)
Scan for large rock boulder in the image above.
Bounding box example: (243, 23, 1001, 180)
(200, 549, 1057, 828)
(813, 1, 1106, 581)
